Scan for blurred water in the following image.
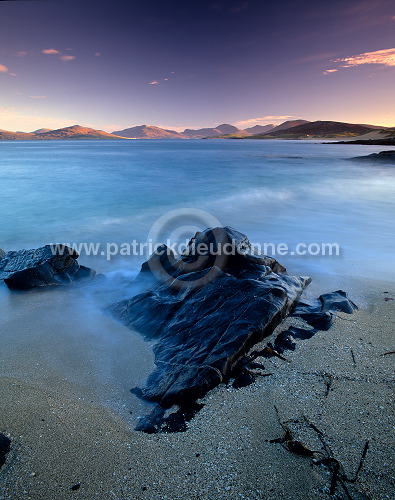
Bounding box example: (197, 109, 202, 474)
(1, 139, 394, 280)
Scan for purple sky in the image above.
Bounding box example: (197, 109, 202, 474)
(1, 0, 394, 132)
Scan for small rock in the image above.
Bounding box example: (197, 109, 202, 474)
(0, 245, 95, 290)
(0, 433, 11, 469)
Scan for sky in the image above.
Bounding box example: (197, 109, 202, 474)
(0, 0, 394, 132)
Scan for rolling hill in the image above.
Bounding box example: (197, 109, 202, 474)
(112, 125, 184, 139)
(264, 120, 310, 134)
(248, 120, 376, 139)
(37, 125, 127, 140)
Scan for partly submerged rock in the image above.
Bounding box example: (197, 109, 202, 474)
(350, 150, 395, 162)
(109, 228, 358, 432)
(108, 227, 312, 429)
(0, 245, 95, 290)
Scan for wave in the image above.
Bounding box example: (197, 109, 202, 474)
(207, 187, 293, 211)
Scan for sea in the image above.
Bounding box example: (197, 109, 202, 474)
(1, 139, 395, 423)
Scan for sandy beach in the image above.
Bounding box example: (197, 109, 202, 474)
(1, 276, 394, 500)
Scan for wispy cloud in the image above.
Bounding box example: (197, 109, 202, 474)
(42, 48, 61, 55)
(323, 69, 338, 75)
(0, 106, 15, 113)
(148, 72, 175, 85)
(0, 64, 9, 73)
(42, 48, 76, 62)
(30, 96, 47, 99)
(94, 52, 102, 57)
(234, 115, 298, 128)
(59, 55, 75, 62)
(334, 48, 395, 68)
(15, 51, 28, 57)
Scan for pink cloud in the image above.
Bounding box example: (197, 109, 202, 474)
(323, 69, 338, 75)
(335, 48, 395, 67)
(15, 51, 28, 57)
(42, 48, 61, 55)
(59, 55, 75, 62)
(149, 81, 159, 85)
(0, 64, 8, 73)
(94, 52, 102, 57)
(30, 96, 47, 99)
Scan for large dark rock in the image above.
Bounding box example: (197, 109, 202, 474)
(108, 227, 310, 427)
(0, 245, 95, 290)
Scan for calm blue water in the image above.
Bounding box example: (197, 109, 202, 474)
(1, 139, 395, 282)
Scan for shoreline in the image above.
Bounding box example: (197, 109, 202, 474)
(1, 275, 394, 499)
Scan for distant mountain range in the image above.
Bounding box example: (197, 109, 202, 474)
(112, 123, 251, 139)
(0, 120, 393, 141)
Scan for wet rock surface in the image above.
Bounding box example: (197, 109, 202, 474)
(114, 267, 310, 408)
(0, 245, 95, 290)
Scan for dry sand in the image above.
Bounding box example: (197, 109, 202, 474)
(0, 279, 394, 500)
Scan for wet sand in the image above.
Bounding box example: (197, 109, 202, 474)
(0, 278, 394, 499)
